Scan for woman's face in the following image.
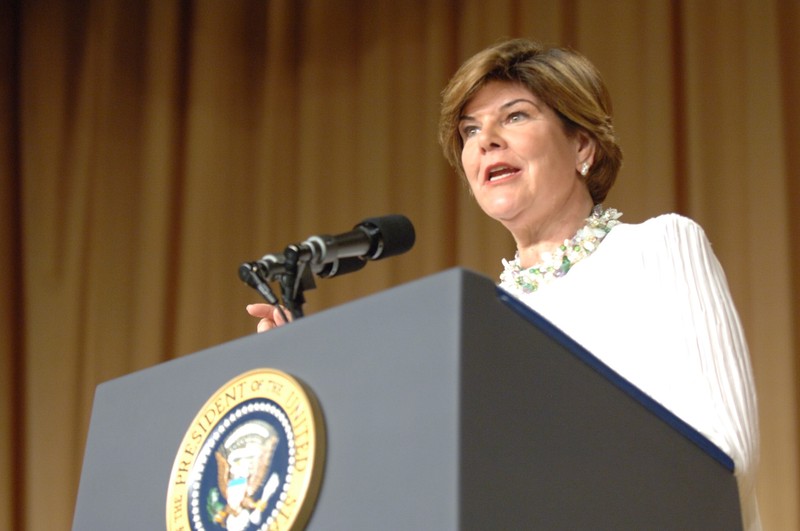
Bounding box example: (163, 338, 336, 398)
(459, 81, 591, 231)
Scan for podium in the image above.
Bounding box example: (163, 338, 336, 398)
(73, 268, 742, 530)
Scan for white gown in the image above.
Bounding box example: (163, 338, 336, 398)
(499, 214, 760, 530)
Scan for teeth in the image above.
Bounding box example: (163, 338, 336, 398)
(488, 166, 515, 181)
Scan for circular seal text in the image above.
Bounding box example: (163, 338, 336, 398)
(166, 369, 325, 531)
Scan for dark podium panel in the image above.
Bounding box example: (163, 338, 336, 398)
(73, 268, 741, 530)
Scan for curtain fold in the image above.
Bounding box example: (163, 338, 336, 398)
(778, 4, 800, 519)
(1, 2, 24, 530)
(3, 0, 798, 528)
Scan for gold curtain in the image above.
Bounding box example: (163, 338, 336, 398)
(2, 0, 798, 529)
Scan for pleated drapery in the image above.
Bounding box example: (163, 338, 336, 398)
(2, 1, 798, 529)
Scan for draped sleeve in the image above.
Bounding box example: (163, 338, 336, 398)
(664, 215, 759, 468)
(656, 215, 760, 528)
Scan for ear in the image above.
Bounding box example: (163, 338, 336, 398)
(574, 130, 597, 171)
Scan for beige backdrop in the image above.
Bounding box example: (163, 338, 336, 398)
(2, 0, 798, 529)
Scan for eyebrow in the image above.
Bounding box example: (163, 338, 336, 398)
(459, 98, 539, 122)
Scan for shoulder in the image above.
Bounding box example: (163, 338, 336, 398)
(617, 213, 706, 239)
(594, 213, 722, 284)
(609, 213, 712, 255)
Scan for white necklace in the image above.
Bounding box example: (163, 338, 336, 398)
(500, 205, 622, 294)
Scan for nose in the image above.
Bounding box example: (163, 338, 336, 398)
(477, 123, 506, 152)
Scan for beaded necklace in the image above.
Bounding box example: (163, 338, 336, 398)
(500, 205, 622, 294)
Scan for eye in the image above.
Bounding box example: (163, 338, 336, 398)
(507, 111, 528, 123)
(460, 124, 480, 139)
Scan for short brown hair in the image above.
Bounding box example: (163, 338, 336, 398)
(438, 39, 622, 204)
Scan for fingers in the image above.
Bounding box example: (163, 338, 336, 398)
(246, 303, 274, 318)
(247, 304, 292, 333)
(257, 317, 275, 333)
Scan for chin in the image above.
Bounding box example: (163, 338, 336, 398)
(482, 209, 522, 228)
(478, 199, 522, 222)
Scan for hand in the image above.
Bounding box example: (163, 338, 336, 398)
(246, 303, 292, 332)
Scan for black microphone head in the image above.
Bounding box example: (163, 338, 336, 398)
(358, 214, 415, 260)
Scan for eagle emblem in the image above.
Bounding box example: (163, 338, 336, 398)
(208, 420, 280, 530)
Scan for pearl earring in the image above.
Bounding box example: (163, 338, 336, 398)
(580, 162, 590, 176)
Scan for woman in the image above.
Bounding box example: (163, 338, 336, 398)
(438, 39, 760, 529)
(248, 38, 760, 529)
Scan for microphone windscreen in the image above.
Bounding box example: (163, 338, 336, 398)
(359, 214, 415, 259)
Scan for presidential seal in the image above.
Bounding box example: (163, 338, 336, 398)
(166, 369, 325, 531)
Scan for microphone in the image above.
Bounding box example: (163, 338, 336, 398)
(240, 215, 415, 319)
(238, 262, 281, 305)
(317, 256, 368, 278)
(251, 215, 415, 281)
(304, 214, 415, 265)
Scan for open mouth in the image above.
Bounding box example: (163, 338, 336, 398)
(486, 165, 520, 182)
